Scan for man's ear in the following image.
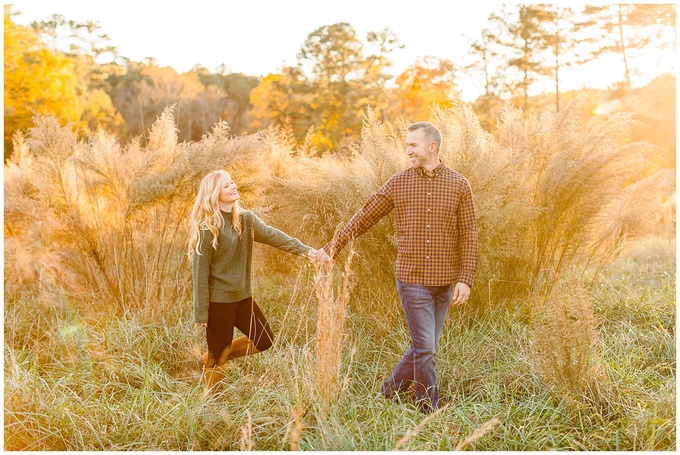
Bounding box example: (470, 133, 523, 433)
(429, 142, 437, 154)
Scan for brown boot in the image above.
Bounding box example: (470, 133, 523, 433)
(202, 351, 223, 394)
(216, 345, 232, 368)
(203, 366, 225, 395)
(197, 351, 209, 367)
(227, 336, 260, 360)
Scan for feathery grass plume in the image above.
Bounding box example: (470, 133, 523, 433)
(582, 168, 675, 276)
(393, 404, 449, 450)
(313, 247, 354, 407)
(488, 96, 668, 294)
(298, 124, 320, 158)
(263, 123, 298, 173)
(531, 279, 600, 395)
(259, 112, 402, 296)
(283, 404, 304, 450)
(239, 410, 254, 451)
(4, 107, 273, 312)
(454, 418, 501, 451)
(4, 115, 91, 300)
(530, 106, 659, 290)
(356, 107, 408, 185)
(147, 105, 179, 154)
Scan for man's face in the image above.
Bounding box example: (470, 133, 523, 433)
(405, 129, 436, 168)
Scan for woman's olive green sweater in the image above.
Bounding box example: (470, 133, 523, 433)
(192, 210, 311, 323)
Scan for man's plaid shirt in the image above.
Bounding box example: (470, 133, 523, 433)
(323, 161, 478, 287)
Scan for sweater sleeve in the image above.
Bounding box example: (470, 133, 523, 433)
(250, 212, 312, 256)
(192, 229, 214, 323)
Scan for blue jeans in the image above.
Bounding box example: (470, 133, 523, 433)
(381, 279, 454, 412)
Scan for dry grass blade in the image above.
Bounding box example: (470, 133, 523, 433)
(283, 405, 304, 451)
(393, 404, 449, 451)
(454, 418, 500, 451)
(239, 410, 253, 451)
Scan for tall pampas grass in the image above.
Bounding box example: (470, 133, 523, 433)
(531, 279, 600, 394)
(4, 108, 273, 312)
(239, 411, 253, 451)
(313, 248, 355, 406)
(283, 405, 304, 450)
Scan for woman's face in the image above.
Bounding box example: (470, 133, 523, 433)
(218, 175, 240, 207)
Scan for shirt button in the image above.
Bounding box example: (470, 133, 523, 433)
(427, 208, 431, 211)
(428, 193, 431, 195)
(427, 225, 430, 228)
(426, 256, 430, 259)
(426, 240, 430, 243)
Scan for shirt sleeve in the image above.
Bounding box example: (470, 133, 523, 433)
(456, 178, 478, 287)
(250, 212, 312, 256)
(192, 229, 214, 323)
(323, 178, 395, 258)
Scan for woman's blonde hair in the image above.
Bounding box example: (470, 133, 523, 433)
(187, 170, 243, 258)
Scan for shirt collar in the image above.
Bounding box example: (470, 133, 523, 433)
(416, 160, 445, 179)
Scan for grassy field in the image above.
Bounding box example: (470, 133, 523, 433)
(4, 236, 675, 451)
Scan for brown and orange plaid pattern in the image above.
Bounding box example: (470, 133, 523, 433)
(323, 161, 478, 287)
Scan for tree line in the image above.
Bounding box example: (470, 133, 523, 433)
(4, 4, 676, 161)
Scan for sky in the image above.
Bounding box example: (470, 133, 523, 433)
(8, 1, 677, 102)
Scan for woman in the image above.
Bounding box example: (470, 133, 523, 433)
(188, 170, 316, 393)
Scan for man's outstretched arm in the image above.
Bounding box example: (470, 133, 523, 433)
(322, 191, 394, 260)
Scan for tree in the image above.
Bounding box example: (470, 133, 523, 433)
(298, 22, 364, 84)
(538, 5, 584, 112)
(250, 22, 401, 153)
(298, 23, 368, 151)
(249, 67, 314, 139)
(359, 28, 403, 122)
(489, 5, 555, 110)
(574, 4, 676, 92)
(108, 61, 208, 143)
(29, 12, 124, 138)
(194, 67, 260, 134)
(394, 56, 458, 122)
(462, 20, 512, 132)
(29, 13, 118, 60)
(4, 6, 79, 160)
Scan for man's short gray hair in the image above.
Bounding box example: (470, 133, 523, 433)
(407, 122, 442, 151)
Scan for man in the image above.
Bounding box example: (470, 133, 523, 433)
(314, 121, 478, 413)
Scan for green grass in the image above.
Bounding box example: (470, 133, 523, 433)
(4, 237, 675, 450)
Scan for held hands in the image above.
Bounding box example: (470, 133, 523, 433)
(452, 282, 470, 306)
(306, 248, 332, 265)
